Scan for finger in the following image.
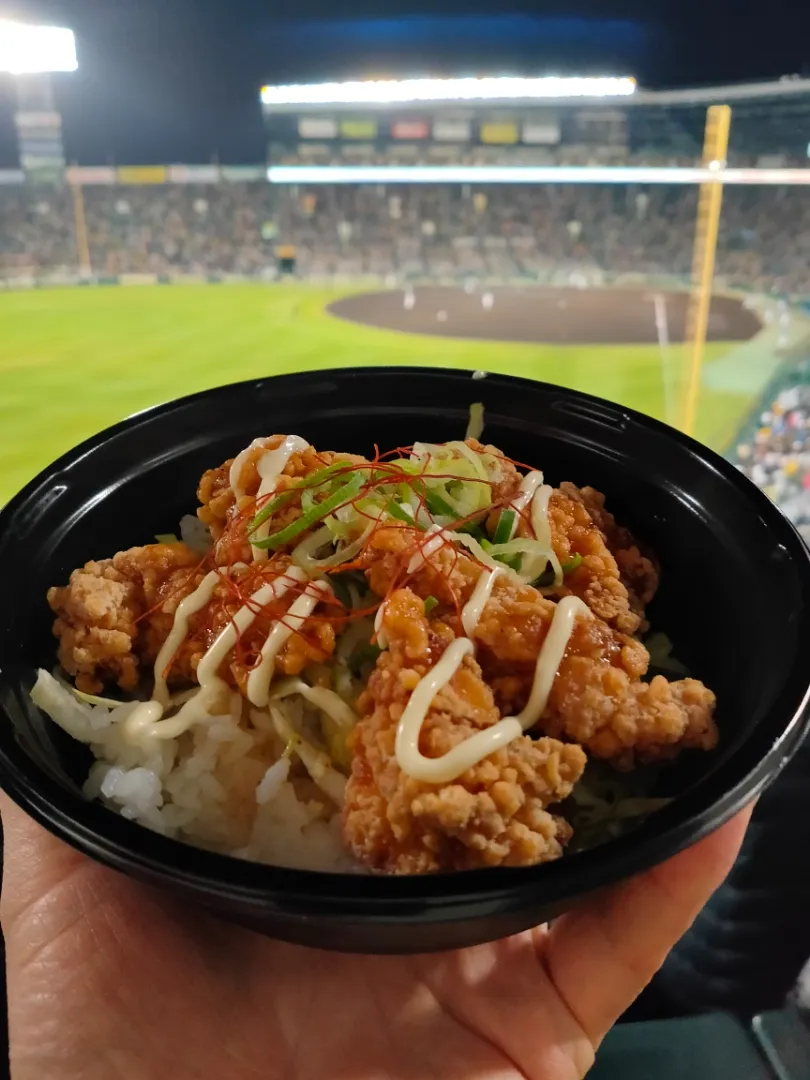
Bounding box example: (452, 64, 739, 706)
(544, 806, 752, 1048)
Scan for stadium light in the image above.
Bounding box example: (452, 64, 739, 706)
(267, 164, 810, 186)
(260, 76, 636, 106)
(0, 19, 77, 74)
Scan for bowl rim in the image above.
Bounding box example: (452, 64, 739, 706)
(2, 364, 810, 916)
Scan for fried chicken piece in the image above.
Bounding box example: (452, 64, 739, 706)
(559, 482, 659, 626)
(546, 659, 716, 770)
(48, 544, 335, 695)
(343, 589, 586, 873)
(546, 487, 644, 635)
(362, 526, 717, 768)
(48, 543, 201, 694)
(197, 435, 367, 565)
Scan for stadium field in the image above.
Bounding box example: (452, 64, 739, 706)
(0, 282, 754, 504)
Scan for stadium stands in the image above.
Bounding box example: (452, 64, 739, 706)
(734, 365, 810, 543)
(2, 181, 810, 295)
(0, 184, 76, 274)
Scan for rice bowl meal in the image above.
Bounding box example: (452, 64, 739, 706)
(34, 412, 719, 875)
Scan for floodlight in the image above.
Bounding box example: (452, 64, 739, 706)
(0, 20, 77, 74)
(261, 76, 636, 107)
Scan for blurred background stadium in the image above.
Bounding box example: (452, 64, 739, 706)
(1, 5, 810, 529)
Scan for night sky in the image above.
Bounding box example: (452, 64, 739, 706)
(0, 0, 809, 166)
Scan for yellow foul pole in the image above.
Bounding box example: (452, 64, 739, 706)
(70, 182, 92, 275)
(682, 104, 731, 437)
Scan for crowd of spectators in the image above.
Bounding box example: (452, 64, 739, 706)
(0, 185, 77, 275)
(79, 185, 273, 277)
(734, 368, 810, 544)
(2, 179, 810, 295)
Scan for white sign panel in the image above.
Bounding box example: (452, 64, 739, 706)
(299, 117, 338, 139)
(522, 121, 561, 145)
(168, 165, 221, 183)
(433, 119, 471, 142)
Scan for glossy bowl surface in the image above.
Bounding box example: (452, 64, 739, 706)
(1, 367, 809, 953)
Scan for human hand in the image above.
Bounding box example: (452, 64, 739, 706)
(1, 794, 751, 1080)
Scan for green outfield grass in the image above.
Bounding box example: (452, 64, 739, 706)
(0, 282, 753, 504)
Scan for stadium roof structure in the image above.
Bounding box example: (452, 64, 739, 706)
(261, 76, 637, 109)
(261, 74, 810, 112)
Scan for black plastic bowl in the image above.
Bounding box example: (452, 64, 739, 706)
(1, 367, 810, 954)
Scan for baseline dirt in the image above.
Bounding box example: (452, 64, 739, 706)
(327, 286, 761, 345)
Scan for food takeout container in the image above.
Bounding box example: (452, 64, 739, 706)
(1, 367, 809, 953)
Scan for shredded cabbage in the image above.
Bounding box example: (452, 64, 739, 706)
(409, 442, 495, 520)
(644, 632, 689, 676)
(484, 537, 559, 585)
(271, 677, 359, 774)
(179, 514, 213, 554)
(465, 402, 485, 441)
(291, 510, 381, 574)
(566, 762, 671, 850)
(268, 704, 347, 805)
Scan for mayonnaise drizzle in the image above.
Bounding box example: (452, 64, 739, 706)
(246, 577, 333, 707)
(151, 569, 221, 708)
(229, 437, 274, 500)
(125, 565, 308, 742)
(249, 435, 310, 563)
(395, 638, 522, 785)
(460, 566, 502, 637)
(507, 470, 545, 539)
(513, 596, 590, 726)
(503, 469, 562, 586)
(393, 583, 591, 784)
(407, 523, 446, 575)
(374, 601, 388, 649)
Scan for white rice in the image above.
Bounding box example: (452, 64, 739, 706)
(31, 670, 353, 872)
(179, 513, 214, 554)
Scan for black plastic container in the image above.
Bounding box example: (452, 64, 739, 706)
(1, 367, 809, 954)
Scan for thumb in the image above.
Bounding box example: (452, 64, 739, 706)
(544, 805, 752, 1048)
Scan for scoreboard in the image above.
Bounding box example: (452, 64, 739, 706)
(261, 77, 635, 164)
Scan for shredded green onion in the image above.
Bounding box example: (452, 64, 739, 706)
(531, 553, 583, 588)
(385, 498, 423, 527)
(452, 519, 488, 541)
(154, 533, 179, 544)
(251, 472, 364, 550)
(424, 490, 460, 520)
(248, 460, 354, 535)
(492, 510, 516, 545)
(424, 595, 439, 614)
(480, 537, 522, 573)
